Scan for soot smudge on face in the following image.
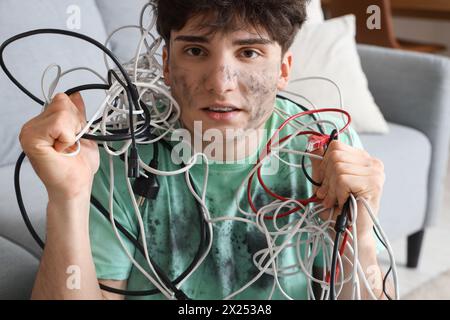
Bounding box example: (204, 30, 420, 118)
(170, 65, 196, 110)
(168, 48, 282, 132)
(241, 67, 280, 129)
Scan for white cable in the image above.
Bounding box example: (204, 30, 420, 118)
(34, 4, 398, 299)
(358, 197, 399, 300)
(106, 154, 175, 299)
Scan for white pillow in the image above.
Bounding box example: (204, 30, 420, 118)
(285, 14, 389, 134)
(306, 0, 325, 24)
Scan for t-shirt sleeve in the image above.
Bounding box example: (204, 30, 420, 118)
(89, 150, 139, 281)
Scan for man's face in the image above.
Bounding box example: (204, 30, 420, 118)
(162, 15, 292, 137)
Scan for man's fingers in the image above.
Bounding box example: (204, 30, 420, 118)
(323, 180, 338, 209)
(316, 181, 328, 199)
(45, 112, 81, 153)
(319, 150, 372, 184)
(54, 136, 77, 153)
(324, 174, 374, 210)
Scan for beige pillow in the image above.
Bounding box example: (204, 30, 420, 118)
(284, 14, 389, 134)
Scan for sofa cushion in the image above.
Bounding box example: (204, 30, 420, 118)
(0, 236, 39, 300)
(360, 123, 431, 241)
(95, 0, 151, 61)
(0, 0, 108, 167)
(0, 160, 46, 258)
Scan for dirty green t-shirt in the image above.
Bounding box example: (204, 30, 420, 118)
(89, 98, 367, 300)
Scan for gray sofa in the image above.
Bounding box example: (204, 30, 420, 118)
(1, 1, 449, 299)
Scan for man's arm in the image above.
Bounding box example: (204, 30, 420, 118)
(31, 197, 103, 299)
(19, 92, 119, 300)
(31, 197, 128, 300)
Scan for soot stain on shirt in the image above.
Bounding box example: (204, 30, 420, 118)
(245, 230, 273, 289)
(169, 198, 202, 256)
(222, 257, 237, 285)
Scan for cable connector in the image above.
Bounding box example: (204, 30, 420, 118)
(334, 199, 351, 233)
(307, 135, 329, 152)
(133, 159, 160, 206)
(307, 129, 339, 153)
(128, 146, 140, 178)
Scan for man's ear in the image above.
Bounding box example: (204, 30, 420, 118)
(163, 45, 171, 86)
(277, 51, 293, 91)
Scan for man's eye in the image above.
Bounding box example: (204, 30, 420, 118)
(240, 50, 261, 59)
(185, 47, 206, 56)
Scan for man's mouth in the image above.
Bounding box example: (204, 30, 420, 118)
(201, 105, 242, 121)
(202, 106, 240, 113)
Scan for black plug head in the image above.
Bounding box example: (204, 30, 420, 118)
(133, 173, 160, 200)
(128, 147, 140, 178)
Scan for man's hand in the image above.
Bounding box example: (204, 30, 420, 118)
(310, 140, 385, 238)
(310, 140, 392, 299)
(19, 92, 99, 203)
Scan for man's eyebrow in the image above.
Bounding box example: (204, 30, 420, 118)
(174, 35, 209, 43)
(173, 35, 274, 46)
(232, 38, 274, 46)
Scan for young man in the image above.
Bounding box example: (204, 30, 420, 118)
(20, 0, 390, 300)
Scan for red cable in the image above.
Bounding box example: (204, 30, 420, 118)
(326, 227, 352, 284)
(246, 108, 351, 220)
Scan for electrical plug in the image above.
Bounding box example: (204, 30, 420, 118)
(133, 159, 160, 207)
(128, 146, 140, 178)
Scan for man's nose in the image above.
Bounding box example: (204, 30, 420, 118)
(204, 63, 238, 95)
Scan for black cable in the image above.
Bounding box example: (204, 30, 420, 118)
(301, 129, 339, 188)
(329, 230, 342, 300)
(82, 93, 152, 142)
(131, 141, 212, 296)
(101, 140, 210, 298)
(277, 95, 354, 300)
(276, 94, 316, 115)
(14, 143, 210, 299)
(329, 223, 393, 300)
(382, 266, 393, 300)
(14, 152, 44, 249)
(276, 94, 326, 187)
(89, 196, 181, 297)
(0, 28, 141, 176)
(302, 152, 322, 187)
(0, 29, 132, 107)
(2, 28, 211, 299)
(92, 141, 188, 299)
(373, 226, 393, 300)
(64, 83, 110, 96)
(90, 195, 191, 300)
(329, 198, 350, 300)
(4, 31, 366, 300)
(100, 70, 139, 178)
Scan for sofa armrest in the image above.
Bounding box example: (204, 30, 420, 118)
(0, 235, 38, 299)
(357, 44, 450, 227)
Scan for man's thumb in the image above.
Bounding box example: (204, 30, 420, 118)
(68, 92, 87, 122)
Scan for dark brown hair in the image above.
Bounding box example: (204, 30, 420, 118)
(154, 0, 310, 53)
